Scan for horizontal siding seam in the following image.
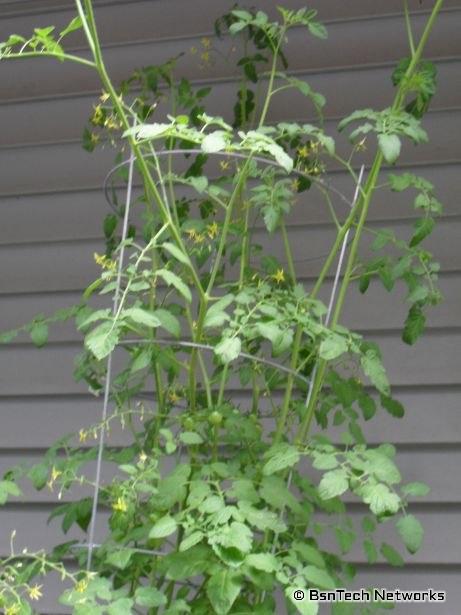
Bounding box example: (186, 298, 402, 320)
(1, 55, 460, 109)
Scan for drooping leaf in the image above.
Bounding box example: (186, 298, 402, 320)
(206, 569, 242, 615)
(396, 514, 424, 554)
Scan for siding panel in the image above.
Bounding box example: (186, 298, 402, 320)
(0, 1, 459, 613)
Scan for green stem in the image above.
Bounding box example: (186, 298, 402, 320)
(295, 0, 445, 443)
(2, 50, 95, 68)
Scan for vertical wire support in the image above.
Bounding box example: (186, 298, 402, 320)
(263, 167, 366, 584)
(86, 155, 135, 571)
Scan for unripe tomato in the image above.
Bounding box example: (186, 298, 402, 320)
(208, 411, 223, 426)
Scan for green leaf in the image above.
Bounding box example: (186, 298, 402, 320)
(286, 587, 319, 615)
(396, 514, 424, 554)
(156, 269, 192, 303)
(85, 321, 120, 360)
(152, 308, 181, 338)
(402, 304, 426, 345)
(162, 242, 192, 266)
(107, 598, 134, 615)
(245, 553, 278, 573)
(206, 569, 242, 615)
(179, 431, 204, 445)
(149, 514, 178, 539)
(363, 538, 378, 563)
(380, 395, 405, 418)
(380, 542, 405, 567)
(106, 548, 133, 570)
(304, 565, 336, 589)
(378, 133, 401, 164)
(308, 21, 328, 39)
(165, 545, 210, 580)
(361, 483, 400, 516)
(263, 444, 300, 476)
(409, 217, 434, 247)
(135, 587, 167, 608)
(123, 307, 161, 328)
(202, 131, 228, 153)
(319, 334, 348, 361)
(179, 531, 204, 552)
(215, 337, 241, 364)
(59, 16, 83, 38)
(401, 482, 430, 498)
(292, 542, 326, 568)
(30, 321, 49, 347)
(360, 349, 390, 395)
(318, 470, 349, 500)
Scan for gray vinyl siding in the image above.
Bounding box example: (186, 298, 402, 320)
(0, 1, 460, 613)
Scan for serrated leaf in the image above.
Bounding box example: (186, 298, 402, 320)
(363, 538, 378, 564)
(106, 548, 134, 569)
(401, 482, 430, 498)
(135, 587, 167, 608)
(85, 321, 120, 360)
(380, 542, 404, 567)
(123, 307, 161, 328)
(304, 565, 336, 589)
(149, 514, 178, 539)
(319, 334, 348, 361)
(286, 587, 319, 615)
(402, 304, 426, 345)
(206, 569, 242, 615)
(179, 431, 203, 445)
(318, 470, 349, 500)
(245, 553, 278, 573)
(179, 531, 203, 552)
(362, 483, 400, 516)
(30, 321, 49, 347)
(152, 308, 181, 338)
(361, 349, 390, 395)
(396, 514, 424, 554)
(202, 131, 228, 153)
(378, 133, 401, 164)
(156, 269, 192, 303)
(107, 598, 134, 615)
(409, 217, 434, 247)
(162, 242, 192, 266)
(263, 444, 300, 475)
(215, 337, 241, 364)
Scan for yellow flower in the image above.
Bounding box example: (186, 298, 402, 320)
(200, 51, 210, 63)
(193, 233, 205, 244)
(51, 467, 61, 482)
(219, 160, 230, 171)
(190, 46, 198, 55)
(291, 178, 300, 192)
(186, 229, 197, 241)
(112, 497, 128, 513)
(168, 390, 180, 403)
(272, 269, 285, 284)
(90, 132, 100, 145)
(79, 429, 88, 443)
(74, 579, 89, 593)
(207, 222, 219, 239)
(99, 90, 110, 103)
(5, 605, 21, 615)
(91, 104, 104, 126)
(104, 116, 121, 130)
(201, 37, 212, 49)
(93, 252, 116, 272)
(28, 584, 43, 601)
(139, 451, 148, 464)
(297, 145, 310, 159)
